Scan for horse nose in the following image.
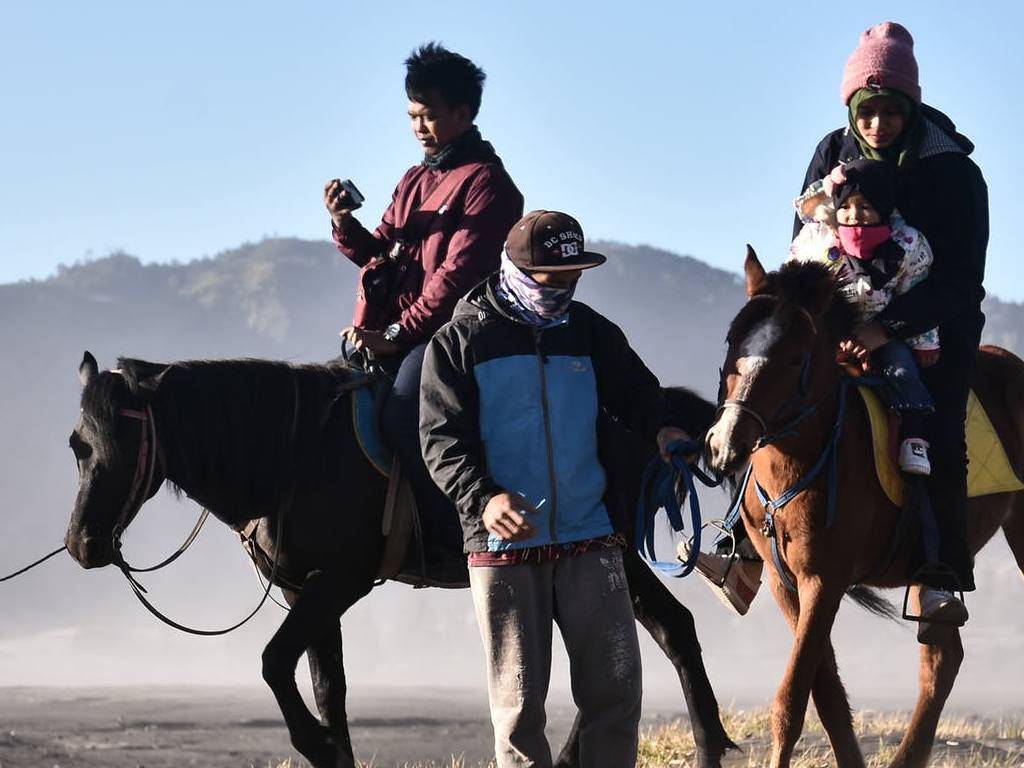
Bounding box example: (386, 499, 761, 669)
(66, 534, 114, 569)
(706, 425, 730, 471)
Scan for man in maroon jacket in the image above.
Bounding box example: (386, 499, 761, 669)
(324, 43, 523, 579)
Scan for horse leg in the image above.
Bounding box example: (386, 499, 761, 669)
(263, 570, 373, 768)
(768, 577, 845, 768)
(553, 713, 583, 768)
(626, 550, 736, 767)
(772, 582, 864, 767)
(305, 616, 354, 760)
(810, 643, 865, 768)
(282, 587, 355, 760)
(883, 590, 964, 768)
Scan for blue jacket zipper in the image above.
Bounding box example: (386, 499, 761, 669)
(532, 328, 559, 542)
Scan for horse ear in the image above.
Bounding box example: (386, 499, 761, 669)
(79, 351, 98, 386)
(744, 245, 769, 297)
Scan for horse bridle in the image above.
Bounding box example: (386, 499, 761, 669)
(111, 406, 164, 547)
(107, 374, 301, 636)
(716, 298, 819, 447)
(108, 403, 214, 576)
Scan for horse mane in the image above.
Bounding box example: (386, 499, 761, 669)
(773, 260, 859, 343)
(663, 385, 717, 436)
(109, 357, 364, 524)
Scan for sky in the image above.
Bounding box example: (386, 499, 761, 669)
(2, 1, 1022, 300)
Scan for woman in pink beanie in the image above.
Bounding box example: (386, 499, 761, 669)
(702, 22, 989, 629)
(702, 23, 989, 627)
(794, 22, 988, 624)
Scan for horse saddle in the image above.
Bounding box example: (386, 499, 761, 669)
(858, 387, 1024, 506)
(352, 383, 468, 588)
(352, 384, 393, 477)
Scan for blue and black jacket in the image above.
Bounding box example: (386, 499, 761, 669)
(420, 275, 667, 554)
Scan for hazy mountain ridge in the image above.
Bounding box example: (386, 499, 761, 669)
(0, 237, 1021, 703)
(6, 237, 1019, 384)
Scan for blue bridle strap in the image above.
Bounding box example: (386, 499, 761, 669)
(721, 373, 887, 593)
(635, 439, 723, 578)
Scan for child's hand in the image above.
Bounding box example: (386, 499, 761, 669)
(914, 348, 940, 367)
(839, 338, 872, 370)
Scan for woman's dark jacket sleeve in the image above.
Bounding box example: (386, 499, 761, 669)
(874, 154, 988, 337)
(793, 130, 851, 238)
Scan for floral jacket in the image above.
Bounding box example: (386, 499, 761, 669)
(789, 201, 940, 351)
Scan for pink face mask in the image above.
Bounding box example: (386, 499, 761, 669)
(837, 224, 892, 260)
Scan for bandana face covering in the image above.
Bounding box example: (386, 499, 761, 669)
(837, 223, 893, 260)
(495, 252, 576, 327)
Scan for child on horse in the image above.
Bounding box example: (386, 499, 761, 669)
(790, 158, 938, 475)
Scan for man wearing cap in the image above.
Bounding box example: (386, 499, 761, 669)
(420, 210, 691, 765)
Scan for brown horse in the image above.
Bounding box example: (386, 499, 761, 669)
(705, 249, 1024, 768)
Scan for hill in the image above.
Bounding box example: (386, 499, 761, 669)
(0, 237, 1021, 709)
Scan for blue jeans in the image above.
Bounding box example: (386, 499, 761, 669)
(873, 340, 934, 415)
(379, 344, 464, 556)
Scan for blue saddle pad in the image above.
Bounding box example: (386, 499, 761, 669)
(352, 385, 393, 477)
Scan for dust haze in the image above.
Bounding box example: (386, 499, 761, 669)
(1, 238, 1021, 713)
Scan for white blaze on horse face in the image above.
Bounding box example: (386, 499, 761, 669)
(732, 315, 781, 405)
(710, 315, 781, 463)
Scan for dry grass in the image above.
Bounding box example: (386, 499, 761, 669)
(270, 709, 1024, 767)
(637, 709, 1024, 768)
(269, 757, 494, 768)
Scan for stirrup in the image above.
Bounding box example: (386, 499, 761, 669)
(900, 564, 966, 623)
(678, 520, 739, 586)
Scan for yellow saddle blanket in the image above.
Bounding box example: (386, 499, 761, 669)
(859, 387, 1024, 506)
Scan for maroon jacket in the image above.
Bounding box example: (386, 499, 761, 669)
(332, 135, 523, 345)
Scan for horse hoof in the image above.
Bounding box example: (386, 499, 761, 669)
(297, 728, 352, 768)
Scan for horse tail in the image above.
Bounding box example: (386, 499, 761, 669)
(845, 585, 899, 621)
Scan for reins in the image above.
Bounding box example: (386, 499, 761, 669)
(635, 439, 724, 578)
(112, 495, 288, 636)
(109, 374, 302, 635)
(1, 403, 202, 584)
(0, 546, 68, 582)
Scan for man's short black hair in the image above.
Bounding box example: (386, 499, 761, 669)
(405, 43, 485, 118)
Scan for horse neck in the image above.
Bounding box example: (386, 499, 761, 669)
(148, 366, 305, 526)
(756, 336, 845, 483)
(146, 402, 229, 522)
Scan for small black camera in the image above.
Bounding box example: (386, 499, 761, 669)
(336, 179, 365, 211)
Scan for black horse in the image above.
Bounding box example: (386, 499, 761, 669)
(65, 351, 736, 768)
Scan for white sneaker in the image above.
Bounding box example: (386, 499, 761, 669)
(679, 543, 763, 616)
(899, 438, 931, 475)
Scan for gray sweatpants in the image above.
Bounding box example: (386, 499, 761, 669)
(469, 546, 642, 768)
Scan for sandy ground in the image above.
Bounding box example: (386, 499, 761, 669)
(0, 686, 590, 767)
(1, 687, 1020, 767)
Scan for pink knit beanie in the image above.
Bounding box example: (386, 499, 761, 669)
(840, 22, 921, 105)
